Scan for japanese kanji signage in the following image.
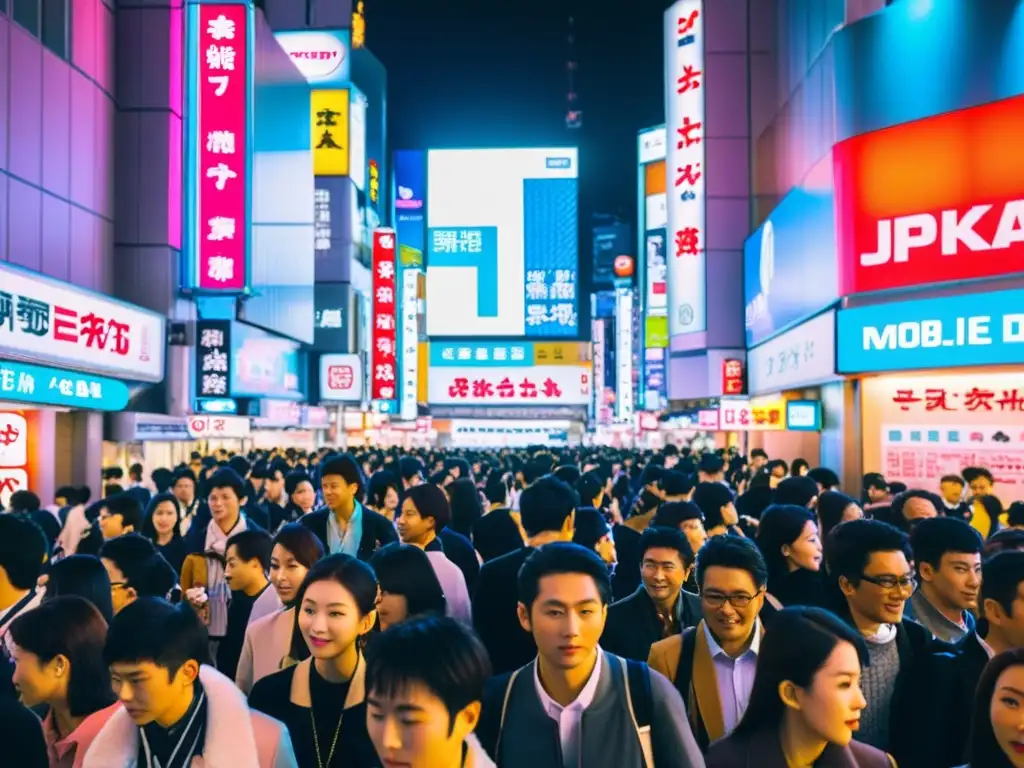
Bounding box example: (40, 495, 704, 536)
(399, 268, 420, 421)
(312, 89, 349, 177)
(835, 94, 1024, 296)
(371, 229, 398, 405)
(718, 398, 786, 432)
(195, 320, 231, 401)
(427, 365, 592, 406)
(0, 411, 34, 510)
(615, 287, 635, 419)
(0, 361, 131, 411)
(664, 0, 706, 336)
(369, 160, 380, 206)
(748, 310, 838, 395)
(319, 353, 363, 402)
(722, 359, 744, 396)
(0, 263, 165, 382)
(188, 4, 249, 292)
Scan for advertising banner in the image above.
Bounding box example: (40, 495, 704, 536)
(187, 4, 250, 292)
(195, 320, 232, 401)
(743, 155, 838, 346)
(645, 229, 667, 315)
(615, 288, 634, 419)
(319, 353, 363, 402)
(311, 89, 349, 176)
(748, 310, 839, 394)
(273, 29, 350, 85)
(592, 319, 605, 421)
(399, 268, 420, 420)
(371, 229, 398, 405)
(638, 126, 667, 165)
(313, 282, 350, 352)
(230, 324, 302, 399)
(722, 359, 744, 396)
(186, 414, 251, 439)
(0, 264, 165, 382)
(425, 148, 579, 338)
(643, 347, 666, 410)
(428, 364, 592, 406)
(0, 411, 37, 509)
(664, 0, 707, 335)
(592, 221, 631, 290)
(719, 398, 786, 431)
(834, 94, 1024, 295)
(0, 361, 130, 411)
(837, 289, 1024, 374)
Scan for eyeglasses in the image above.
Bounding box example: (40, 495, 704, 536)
(859, 573, 916, 591)
(701, 590, 761, 608)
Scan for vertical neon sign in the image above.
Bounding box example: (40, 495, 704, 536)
(371, 229, 398, 407)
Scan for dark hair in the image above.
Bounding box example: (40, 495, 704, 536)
(484, 469, 512, 506)
(99, 534, 179, 602)
(0, 515, 48, 589)
(982, 551, 1024, 620)
(206, 468, 247, 501)
(226, 530, 273, 571)
(889, 489, 942, 528)
(272, 523, 325, 570)
(398, 456, 426, 485)
(1007, 502, 1024, 528)
(692, 482, 735, 529)
(519, 475, 578, 537)
(365, 616, 491, 733)
(773, 476, 819, 508)
(171, 468, 197, 489)
(660, 471, 694, 499)
(370, 543, 446, 620)
(910, 517, 982, 578)
(806, 467, 840, 491)
(104, 598, 211, 673)
(695, 535, 768, 591)
(55, 486, 78, 504)
(227, 455, 250, 479)
(572, 507, 611, 552)
(862, 473, 888, 492)
(284, 470, 313, 498)
(290, 554, 378, 660)
(367, 471, 400, 510)
(940, 474, 965, 487)
(9, 490, 41, 513)
(517, 542, 612, 611)
(523, 453, 555, 486)
(985, 528, 1024, 559)
(652, 501, 703, 530)
(447, 478, 483, 537)
(404, 483, 451, 531)
(319, 454, 366, 501)
(750, 448, 767, 460)
(553, 465, 581, 487)
(816, 491, 860, 544)
(732, 606, 869, 737)
(44, 555, 114, 623)
(790, 459, 810, 477)
(140, 493, 182, 545)
(756, 504, 818, 592)
(640, 526, 695, 568)
(825, 519, 911, 587)
(575, 472, 604, 508)
(102, 493, 144, 531)
(10, 596, 117, 717)
(963, 467, 995, 486)
(968, 648, 1024, 767)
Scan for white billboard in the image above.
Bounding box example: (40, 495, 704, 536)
(428, 364, 591, 406)
(320, 353, 364, 402)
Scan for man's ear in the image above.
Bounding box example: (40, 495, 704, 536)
(517, 602, 532, 634)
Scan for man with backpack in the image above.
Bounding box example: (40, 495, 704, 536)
(476, 542, 704, 767)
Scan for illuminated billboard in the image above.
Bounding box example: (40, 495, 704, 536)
(424, 148, 579, 338)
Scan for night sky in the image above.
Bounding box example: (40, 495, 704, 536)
(367, 0, 668, 234)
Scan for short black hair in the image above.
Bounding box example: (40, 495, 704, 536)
(227, 455, 251, 478)
(692, 482, 735, 529)
(365, 616, 491, 734)
(695, 535, 768, 591)
(404, 483, 451, 531)
(910, 517, 982, 578)
(44, 555, 115, 623)
(272, 523, 325, 570)
(825, 519, 911, 586)
(284, 470, 312, 497)
(522, 453, 555, 486)
(484, 469, 512, 506)
(576, 472, 604, 507)
(369, 543, 446, 620)
(553, 465, 581, 487)
(806, 467, 840, 490)
(572, 507, 611, 551)
(963, 467, 994, 485)
(519, 475, 578, 538)
(652, 500, 704, 529)
(640, 526, 695, 568)
(890, 489, 942, 522)
(517, 542, 612, 610)
(9, 490, 41, 513)
(660, 471, 694, 498)
(0, 514, 48, 589)
(104, 598, 211, 673)
(172, 468, 197, 489)
(398, 456, 426, 484)
(102, 493, 144, 530)
(367, 470, 400, 509)
(982, 551, 1024, 619)
(226, 530, 273, 571)
(940, 474, 965, 487)
(750, 449, 768, 460)
(206, 467, 247, 501)
(772, 476, 819, 507)
(319, 454, 366, 500)
(862, 472, 888, 492)
(100, 535, 178, 601)
(1008, 502, 1024, 528)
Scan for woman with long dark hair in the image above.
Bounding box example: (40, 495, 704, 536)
(43, 555, 115, 623)
(446, 477, 484, 538)
(756, 505, 828, 609)
(961, 647, 1024, 767)
(707, 606, 895, 767)
(139, 492, 187, 574)
(248, 553, 379, 767)
(817, 492, 864, 546)
(369, 543, 446, 630)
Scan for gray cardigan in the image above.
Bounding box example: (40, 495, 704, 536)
(486, 651, 705, 768)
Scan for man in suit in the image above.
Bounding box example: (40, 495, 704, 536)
(472, 475, 576, 674)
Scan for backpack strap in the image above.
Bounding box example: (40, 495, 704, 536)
(477, 669, 519, 761)
(495, 667, 521, 758)
(620, 656, 655, 768)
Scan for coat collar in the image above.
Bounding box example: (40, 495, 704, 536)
(82, 666, 261, 768)
(734, 727, 863, 768)
(288, 654, 366, 710)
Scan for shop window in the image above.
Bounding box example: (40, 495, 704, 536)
(41, 0, 67, 58)
(12, 0, 39, 35)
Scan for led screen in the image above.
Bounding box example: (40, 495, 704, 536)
(425, 148, 579, 338)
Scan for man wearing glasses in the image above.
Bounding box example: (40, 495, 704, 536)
(827, 518, 950, 768)
(646, 535, 768, 753)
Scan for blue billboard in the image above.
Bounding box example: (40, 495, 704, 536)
(837, 289, 1024, 374)
(231, 323, 304, 399)
(743, 156, 838, 347)
(394, 149, 426, 265)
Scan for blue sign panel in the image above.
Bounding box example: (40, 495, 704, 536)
(230, 323, 303, 399)
(786, 400, 823, 431)
(427, 227, 499, 318)
(0, 361, 130, 411)
(743, 156, 838, 347)
(430, 341, 534, 368)
(837, 289, 1024, 373)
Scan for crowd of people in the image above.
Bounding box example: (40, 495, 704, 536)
(0, 443, 1022, 767)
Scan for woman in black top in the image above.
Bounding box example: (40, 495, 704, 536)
(140, 492, 188, 575)
(756, 504, 830, 610)
(248, 553, 379, 767)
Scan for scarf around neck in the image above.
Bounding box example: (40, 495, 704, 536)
(204, 514, 245, 637)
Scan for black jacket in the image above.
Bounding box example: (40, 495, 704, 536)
(438, 528, 480, 595)
(940, 632, 991, 766)
(601, 585, 703, 662)
(300, 505, 398, 561)
(472, 508, 524, 563)
(610, 524, 643, 602)
(473, 547, 536, 674)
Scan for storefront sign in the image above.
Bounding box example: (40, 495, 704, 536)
(787, 400, 822, 431)
(722, 359, 744, 395)
(399, 268, 420, 421)
(231, 324, 302, 400)
(314, 187, 332, 251)
(311, 89, 349, 177)
(319, 353, 363, 402)
(273, 29, 350, 85)
(195, 320, 231, 400)
(313, 283, 349, 352)
(748, 310, 839, 394)
(638, 126, 667, 165)
(428, 365, 592, 406)
(371, 229, 398, 406)
(0, 361, 130, 411)
(592, 319, 606, 421)
(0, 264, 165, 382)
(835, 94, 1024, 295)
(837, 289, 1024, 374)
(189, 4, 249, 292)
(615, 288, 635, 419)
(664, 0, 707, 335)
(186, 414, 251, 439)
(697, 408, 719, 430)
(0, 411, 33, 509)
(718, 398, 786, 431)
(645, 229, 667, 315)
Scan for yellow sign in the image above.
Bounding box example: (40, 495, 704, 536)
(311, 89, 349, 176)
(533, 342, 591, 366)
(352, 1, 366, 48)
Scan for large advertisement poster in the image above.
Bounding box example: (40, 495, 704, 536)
(424, 148, 579, 338)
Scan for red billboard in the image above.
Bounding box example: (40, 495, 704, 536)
(835, 94, 1024, 295)
(371, 229, 397, 403)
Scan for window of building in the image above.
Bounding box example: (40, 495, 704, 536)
(41, 0, 67, 58)
(0, 0, 8, 19)
(12, 0, 39, 35)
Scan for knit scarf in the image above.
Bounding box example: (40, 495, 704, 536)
(204, 515, 246, 637)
